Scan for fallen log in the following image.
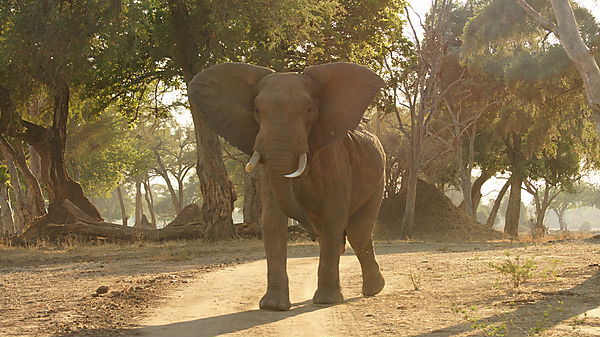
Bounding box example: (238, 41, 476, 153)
(18, 200, 207, 245)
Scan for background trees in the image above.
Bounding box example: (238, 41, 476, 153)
(0, 0, 598, 240)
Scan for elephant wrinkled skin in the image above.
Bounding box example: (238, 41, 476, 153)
(188, 62, 386, 311)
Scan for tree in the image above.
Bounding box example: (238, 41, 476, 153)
(550, 182, 600, 230)
(461, 0, 600, 238)
(513, 0, 600, 128)
(0, 1, 125, 224)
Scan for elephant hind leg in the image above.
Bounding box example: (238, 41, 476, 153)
(346, 184, 385, 297)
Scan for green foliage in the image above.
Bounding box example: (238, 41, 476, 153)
(489, 251, 537, 288)
(67, 110, 150, 198)
(454, 305, 508, 336)
(0, 0, 122, 99)
(453, 0, 600, 196)
(0, 165, 9, 186)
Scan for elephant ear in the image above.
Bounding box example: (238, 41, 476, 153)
(188, 63, 274, 155)
(304, 62, 386, 154)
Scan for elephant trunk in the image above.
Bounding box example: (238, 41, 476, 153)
(263, 145, 317, 241)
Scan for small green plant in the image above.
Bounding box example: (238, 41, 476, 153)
(489, 251, 537, 288)
(453, 306, 507, 336)
(540, 258, 561, 279)
(409, 270, 421, 291)
(572, 312, 588, 326)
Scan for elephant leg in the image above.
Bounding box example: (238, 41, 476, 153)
(346, 184, 385, 297)
(259, 171, 291, 311)
(313, 217, 345, 304)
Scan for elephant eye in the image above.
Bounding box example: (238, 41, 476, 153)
(253, 108, 260, 120)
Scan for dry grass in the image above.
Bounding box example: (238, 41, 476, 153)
(518, 231, 599, 244)
(0, 239, 268, 267)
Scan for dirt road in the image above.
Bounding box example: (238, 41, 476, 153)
(139, 241, 600, 337)
(140, 253, 368, 337)
(2, 240, 600, 336)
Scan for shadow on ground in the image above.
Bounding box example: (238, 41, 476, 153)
(132, 297, 362, 337)
(409, 271, 600, 337)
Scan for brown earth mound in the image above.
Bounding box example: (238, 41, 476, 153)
(134, 214, 155, 230)
(165, 204, 202, 228)
(378, 178, 504, 242)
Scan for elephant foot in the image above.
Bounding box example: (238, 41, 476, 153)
(259, 287, 291, 311)
(313, 286, 344, 305)
(362, 271, 385, 297)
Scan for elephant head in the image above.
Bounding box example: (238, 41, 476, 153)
(188, 62, 385, 231)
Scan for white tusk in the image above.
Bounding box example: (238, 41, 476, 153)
(285, 153, 307, 178)
(245, 151, 260, 173)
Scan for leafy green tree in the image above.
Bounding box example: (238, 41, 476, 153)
(461, 0, 600, 238)
(550, 182, 600, 230)
(0, 0, 123, 224)
(67, 110, 146, 199)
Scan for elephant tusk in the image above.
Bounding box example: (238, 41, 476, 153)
(245, 151, 260, 173)
(285, 153, 307, 178)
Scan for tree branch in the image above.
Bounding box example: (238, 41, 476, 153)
(513, 0, 559, 35)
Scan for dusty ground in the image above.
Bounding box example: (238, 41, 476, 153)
(2, 237, 600, 337)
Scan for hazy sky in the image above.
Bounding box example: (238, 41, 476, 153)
(410, 0, 599, 21)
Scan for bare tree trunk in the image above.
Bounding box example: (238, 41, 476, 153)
(458, 161, 474, 217)
(401, 160, 419, 238)
(153, 149, 182, 213)
(29, 144, 42, 182)
(115, 186, 127, 226)
(549, 0, 600, 119)
(460, 170, 492, 213)
(167, 0, 237, 240)
(486, 179, 510, 228)
(554, 208, 567, 231)
(505, 174, 522, 239)
(177, 178, 184, 209)
(4, 158, 27, 232)
(143, 179, 156, 226)
(243, 169, 261, 224)
(0, 137, 45, 219)
(0, 182, 14, 234)
(135, 181, 143, 225)
(471, 170, 492, 213)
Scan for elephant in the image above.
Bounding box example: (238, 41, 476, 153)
(188, 62, 386, 311)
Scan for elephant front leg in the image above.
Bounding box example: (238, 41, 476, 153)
(313, 222, 344, 304)
(259, 178, 291, 311)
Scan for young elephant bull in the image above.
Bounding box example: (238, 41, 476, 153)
(188, 62, 386, 311)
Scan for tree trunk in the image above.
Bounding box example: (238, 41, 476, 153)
(167, 0, 237, 240)
(20, 86, 101, 224)
(460, 170, 493, 213)
(143, 179, 156, 226)
(177, 177, 184, 210)
(0, 182, 14, 234)
(554, 208, 567, 231)
(29, 144, 42, 182)
(533, 212, 546, 239)
(0, 137, 45, 219)
(4, 158, 27, 232)
(458, 162, 474, 217)
(135, 181, 143, 225)
(401, 161, 419, 238)
(115, 185, 127, 226)
(504, 174, 522, 238)
(486, 179, 510, 228)
(153, 149, 182, 214)
(243, 167, 261, 224)
(549, 0, 600, 124)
